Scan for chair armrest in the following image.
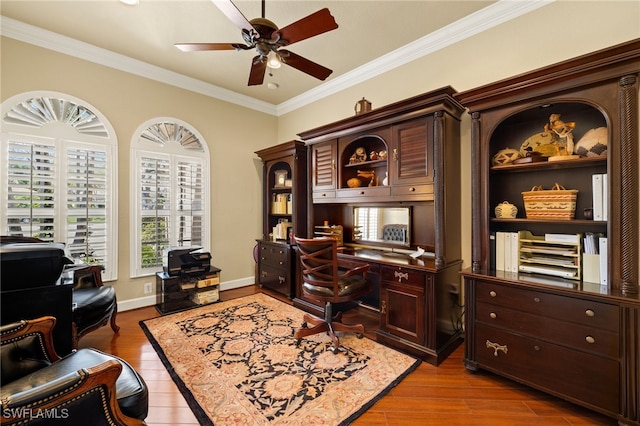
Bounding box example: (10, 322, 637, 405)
(72, 264, 106, 289)
(0, 360, 147, 426)
(338, 263, 369, 279)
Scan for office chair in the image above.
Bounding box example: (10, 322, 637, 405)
(294, 236, 370, 351)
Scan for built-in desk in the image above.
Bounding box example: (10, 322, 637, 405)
(294, 247, 464, 365)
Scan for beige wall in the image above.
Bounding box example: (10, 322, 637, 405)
(1, 38, 276, 305)
(2, 0, 639, 307)
(277, 0, 640, 276)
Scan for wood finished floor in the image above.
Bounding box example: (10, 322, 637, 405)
(78, 285, 616, 425)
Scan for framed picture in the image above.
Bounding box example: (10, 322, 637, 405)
(274, 170, 287, 187)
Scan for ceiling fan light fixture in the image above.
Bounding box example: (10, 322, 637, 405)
(267, 52, 282, 69)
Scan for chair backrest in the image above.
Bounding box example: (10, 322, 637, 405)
(294, 236, 370, 304)
(0, 316, 60, 384)
(72, 264, 105, 290)
(295, 236, 339, 291)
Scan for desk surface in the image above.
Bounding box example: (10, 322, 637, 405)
(338, 247, 444, 270)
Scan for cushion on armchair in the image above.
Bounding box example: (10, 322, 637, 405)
(0, 333, 53, 384)
(0, 317, 148, 425)
(73, 286, 117, 328)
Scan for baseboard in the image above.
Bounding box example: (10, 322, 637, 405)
(117, 276, 255, 312)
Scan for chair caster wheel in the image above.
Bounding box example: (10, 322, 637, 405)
(329, 346, 338, 353)
(356, 333, 364, 339)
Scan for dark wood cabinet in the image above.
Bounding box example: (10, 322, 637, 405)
(457, 39, 640, 424)
(256, 240, 293, 297)
(390, 117, 434, 198)
(297, 87, 465, 365)
(310, 140, 337, 202)
(255, 141, 308, 297)
(379, 265, 426, 345)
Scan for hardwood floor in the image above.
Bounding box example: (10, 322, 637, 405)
(79, 286, 616, 425)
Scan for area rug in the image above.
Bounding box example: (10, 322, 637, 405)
(140, 293, 420, 425)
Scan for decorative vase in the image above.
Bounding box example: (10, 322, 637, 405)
(495, 201, 518, 218)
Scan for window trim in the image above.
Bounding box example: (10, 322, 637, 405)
(129, 117, 210, 278)
(1, 91, 118, 281)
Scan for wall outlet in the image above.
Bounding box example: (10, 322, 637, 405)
(144, 282, 153, 294)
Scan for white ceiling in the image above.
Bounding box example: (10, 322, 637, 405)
(0, 1, 553, 114)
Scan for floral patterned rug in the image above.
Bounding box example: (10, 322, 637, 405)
(140, 293, 420, 426)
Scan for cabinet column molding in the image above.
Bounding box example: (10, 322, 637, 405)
(433, 110, 445, 268)
(469, 111, 483, 273)
(620, 303, 639, 423)
(619, 74, 639, 295)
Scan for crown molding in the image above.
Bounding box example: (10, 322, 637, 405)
(1, 0, 553, 117)
(276, 0, 554, 115)
(0, 15, 278, 115)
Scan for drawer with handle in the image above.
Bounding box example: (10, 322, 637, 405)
(259, 243, 290, 267)
(476, 281, 619, 332)
(381, 265, 425, 288)
(474, 323, 619, 415)
(476, 301, 619, 358)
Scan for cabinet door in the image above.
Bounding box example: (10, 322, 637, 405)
(311, 141, 337, 192)
(390, 117, 434, 189)
(380, 266, 425, 344)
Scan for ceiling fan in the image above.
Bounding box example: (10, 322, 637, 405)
(175, 0, 339, 86)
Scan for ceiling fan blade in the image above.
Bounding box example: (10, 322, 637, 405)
(211, 0, 254, 32)
(175, 43, 247, 52)
(248, 57, 267, 86)
(280, 50, 333, 81)
(275, 8, 338, 45)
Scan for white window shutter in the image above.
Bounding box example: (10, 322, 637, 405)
(5, 141, 57, 240)
(65, 148, 108, 265)
(140, 156, 171, 268)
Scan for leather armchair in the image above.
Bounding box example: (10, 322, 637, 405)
(0, 316, 148, 425)
(71, 264, 120, 348)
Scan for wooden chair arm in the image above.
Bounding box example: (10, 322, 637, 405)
(0, 316, 60, 362)
(339, 263, 370, 279)
(0, 359, 147, 426)
(72, 264, 106, 289)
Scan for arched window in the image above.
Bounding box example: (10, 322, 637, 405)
(130, 118, 209, 277)
(1, 92, 118, 280)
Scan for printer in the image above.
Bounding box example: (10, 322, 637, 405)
(163, 247, 212, 276)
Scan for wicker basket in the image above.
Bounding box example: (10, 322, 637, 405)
(521, 183, 578, 220)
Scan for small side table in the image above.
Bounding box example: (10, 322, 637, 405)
(155, 266, 221, 314)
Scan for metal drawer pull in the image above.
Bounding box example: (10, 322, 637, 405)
(486, 340, 508, 357)
(278, 276, 285, 284)
(279, 261, 284, 265)
(261, 271, 267, 278)
(489, 291, 497, 297)
(381, 300, 387, 314)
(490, 312, 497, 319)
(394, 271, 409, 282)
(585, 335, 595, 344)
(585, 309, 595, 317)
(533, 297, 540, 303)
